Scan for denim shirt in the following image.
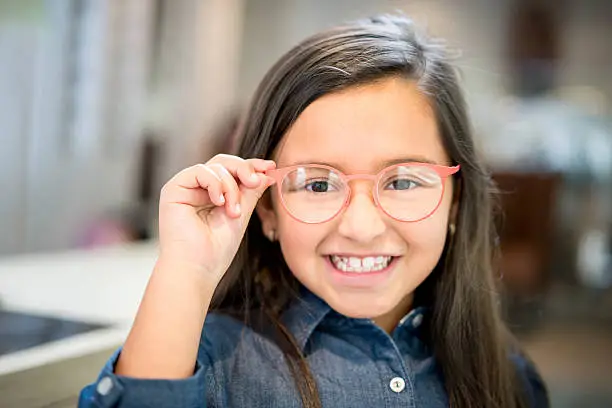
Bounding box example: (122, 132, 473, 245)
(79, 289, 548, 407)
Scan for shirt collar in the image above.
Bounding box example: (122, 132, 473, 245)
(280, 286, 332, 351)
(280, 286, 430, 351)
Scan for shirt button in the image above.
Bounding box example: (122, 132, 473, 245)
(412, 313, 423, 328)
(97, 376, 114, 396)
(389, 377, 406, 393)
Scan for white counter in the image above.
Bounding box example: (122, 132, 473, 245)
(0, 242, 158, 375)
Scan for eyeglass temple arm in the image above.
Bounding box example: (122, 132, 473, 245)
(435, 164, 460, 177)
(264, 168, 284, 184)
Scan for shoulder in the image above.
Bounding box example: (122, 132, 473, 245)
(199, 312, 247, 355)
(202, 312, 247, 339)
(198, 312, 280, 365)
(510, 352, 550, 408)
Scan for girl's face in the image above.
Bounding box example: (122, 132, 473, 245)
(257, 77, 456, 331)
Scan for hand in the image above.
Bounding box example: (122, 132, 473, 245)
(157, 154, 276, 282)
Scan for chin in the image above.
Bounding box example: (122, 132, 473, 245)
(325, 291, 398, 319)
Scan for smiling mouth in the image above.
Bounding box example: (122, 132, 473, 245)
(329, 255, 395, 273)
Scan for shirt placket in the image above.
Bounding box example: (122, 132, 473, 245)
(352, 321, 417, 408)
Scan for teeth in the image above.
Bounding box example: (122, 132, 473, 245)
(349, 257, 361, 268)
(330, 255, 393, 273)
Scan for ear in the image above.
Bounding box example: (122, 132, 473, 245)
(255, 191, 278, 237)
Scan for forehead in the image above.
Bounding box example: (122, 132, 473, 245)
(275, 77, 449, 172)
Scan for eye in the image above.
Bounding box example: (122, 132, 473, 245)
(385, 178, 420, 190)
(305, 179, 337, 193)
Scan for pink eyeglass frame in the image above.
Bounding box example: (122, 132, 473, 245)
(265, 162, 460, 224)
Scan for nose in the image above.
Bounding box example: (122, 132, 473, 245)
(336, 186, 386, 242)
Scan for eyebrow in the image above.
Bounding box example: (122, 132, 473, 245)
(288, 156, 441, 169)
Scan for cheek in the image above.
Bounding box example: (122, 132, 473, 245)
(272, 188, 328, 254)
(276, 212, 328, 267)
(412, 180, 454, 247)
(398, 204, 451, 254)
(404, 219, 447, 248)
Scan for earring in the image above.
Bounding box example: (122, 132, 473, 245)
(449, 223, 456, 236)
(266, 229, 276, 242)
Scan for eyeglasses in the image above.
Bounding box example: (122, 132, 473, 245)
(265, 163, 460, 224)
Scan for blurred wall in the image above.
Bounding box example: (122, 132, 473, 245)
(0, 0, 244, 255)
(0, 1, 154, 255)
(558, 0, 612, 113)
(150, 0, 244, 175)
(0, 2, 40, 254)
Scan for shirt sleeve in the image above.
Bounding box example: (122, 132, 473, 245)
(78, 348, 207, 408)
(511, 352, 550, 408)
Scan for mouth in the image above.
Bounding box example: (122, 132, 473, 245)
(328, 255, 396, 273)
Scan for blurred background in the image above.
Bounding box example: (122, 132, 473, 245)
(0, 0, 610, 407)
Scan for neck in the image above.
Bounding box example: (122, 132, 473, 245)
(372, 293, 414, 334)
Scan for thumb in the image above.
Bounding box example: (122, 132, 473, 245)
(238, 173, 276, 216)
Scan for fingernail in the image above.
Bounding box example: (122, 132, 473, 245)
(235, 203, 241, 214)
(219, 194, 225, 204)
(250, 173, 259, 182)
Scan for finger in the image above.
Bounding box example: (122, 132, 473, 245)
(246, 158, 276, 173)
(235, 159, 277, 188)
(194, 165, 226, 206)
(208, 163, 242, 218)
(238, 172, 276, 207)
(235, 160, 261, 189)
(208, 155, 276, 186)
(165, 164, 226, 206)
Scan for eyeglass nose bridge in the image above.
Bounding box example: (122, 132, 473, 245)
(338, 173, 383, 212)
(342, 173, 378, 183)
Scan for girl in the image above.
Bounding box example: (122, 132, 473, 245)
(80, 15, 548, 408)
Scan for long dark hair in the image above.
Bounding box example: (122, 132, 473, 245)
(211, 14, 527, 408)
